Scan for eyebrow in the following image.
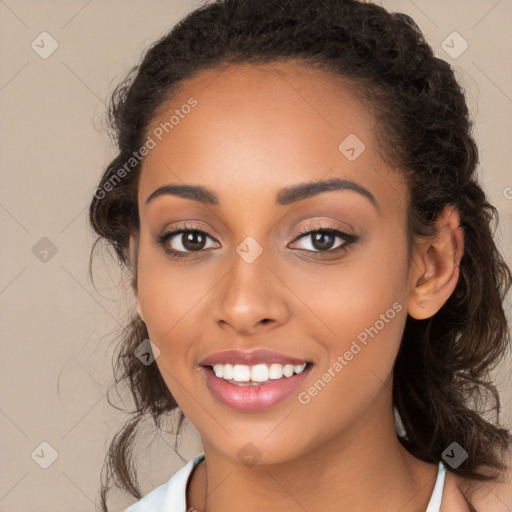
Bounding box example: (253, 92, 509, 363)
(145, 177, 377, 209)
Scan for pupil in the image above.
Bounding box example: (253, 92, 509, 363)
(183, 232, 205, 251)
(312, 232, 334, 251)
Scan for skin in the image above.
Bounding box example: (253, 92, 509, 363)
(128, 61, 480, 511)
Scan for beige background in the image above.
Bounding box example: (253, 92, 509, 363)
(0, 1, 511, 510)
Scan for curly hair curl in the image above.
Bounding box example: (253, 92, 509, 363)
(88, 0, 512, 509)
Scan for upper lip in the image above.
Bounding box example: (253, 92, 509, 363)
(199, 348, 311, 367)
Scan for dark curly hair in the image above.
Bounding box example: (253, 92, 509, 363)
(88, 0, 512, 510)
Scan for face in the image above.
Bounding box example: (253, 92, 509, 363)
(133, 61, 416, 465)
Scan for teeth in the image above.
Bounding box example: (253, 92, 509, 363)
(251, 363, 269, 382)
(222, 364, 233, 380)
(212, 363, 307, 383)
(233, 364, 251, 381)
(283, 364, 294, 377)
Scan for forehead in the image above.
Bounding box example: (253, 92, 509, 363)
(138, 61, 404, 211)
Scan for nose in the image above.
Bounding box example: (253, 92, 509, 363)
(214, 245, 290, 336)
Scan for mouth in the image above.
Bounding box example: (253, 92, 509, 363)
(199, 361, 314, 412)
(201, 362, 314, 386)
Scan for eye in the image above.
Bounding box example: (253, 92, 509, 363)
(156, 222, 359, 261)
(157, 223, 219, 260)
(289, 224, 359, 256)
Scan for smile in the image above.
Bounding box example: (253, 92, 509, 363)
(200, 362, 314, 412)
(208, 362, 308, 384)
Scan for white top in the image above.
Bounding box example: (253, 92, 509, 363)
(123, 454, 446, 512)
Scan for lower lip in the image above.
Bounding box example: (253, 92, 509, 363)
(200, 364, 313, 412)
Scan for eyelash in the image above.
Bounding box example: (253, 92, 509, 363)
(156, 222, 359, 261)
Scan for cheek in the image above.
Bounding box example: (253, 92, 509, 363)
(135, 238, 228, 405)
(136, 230, 204, 332)
(288, 227, 408, 340)
(287, 228, 409, 397)
(136, 253, 203, 407)
(136, 241, 200, 367)
(289, 260, 408, 441)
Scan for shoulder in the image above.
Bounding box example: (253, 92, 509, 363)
(122, 454, 205, 512)
(444, 451, 512, 512)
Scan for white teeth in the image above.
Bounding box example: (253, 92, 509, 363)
(210, 362, 308, 383)
(251, 363, 269, 382)
(294, 363, 306, 374)
(233, 364, 251, 381)
(213, 364, 224, 378)
(283, 364, 294, 377)
(223, 364, 234, 380)
(269, 363, 284, 379)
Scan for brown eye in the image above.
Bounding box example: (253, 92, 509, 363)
(290, 225, 359, 255)
(308, 232, 337, 251)
(157, 224, 219, 259)
(177, 231, 208, 251)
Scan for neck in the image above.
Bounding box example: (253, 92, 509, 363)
(187, 381, 439, 512)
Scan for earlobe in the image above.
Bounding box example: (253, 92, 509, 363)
(407, 205, 465, 320)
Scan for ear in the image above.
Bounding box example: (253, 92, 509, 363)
(128, 232, 145, 322)
(407, 205, 465, 320)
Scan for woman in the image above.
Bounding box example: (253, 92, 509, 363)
(89, 0, 512, 510)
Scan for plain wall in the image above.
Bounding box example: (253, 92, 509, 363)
(0, 1, 511, 510)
